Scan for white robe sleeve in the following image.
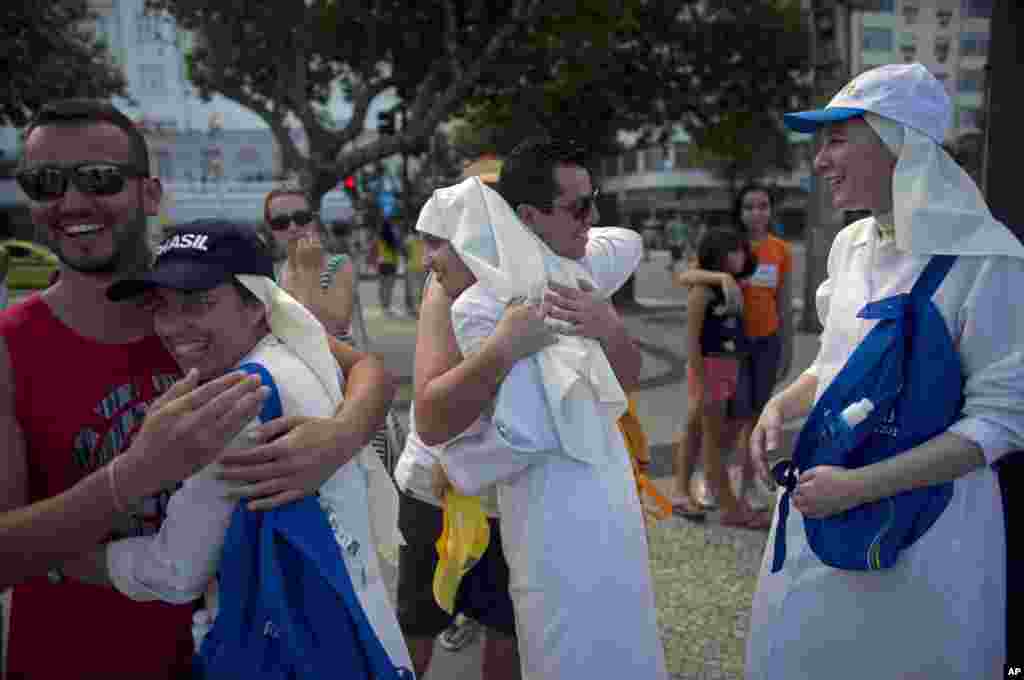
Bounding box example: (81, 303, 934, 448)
(947, 256, 1024, 465)
(104, 424, 256, 603)
(450, 284, 503, 357)
(803, 223, 851, 380)
(582, 228, 643, 297)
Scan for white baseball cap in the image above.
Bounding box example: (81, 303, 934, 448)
(784, 63, 952, 144)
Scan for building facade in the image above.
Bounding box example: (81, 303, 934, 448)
(1, 0, 406, 234)
(851, 0, 991, 136)
(596, 134, 812, 242)
(596, 0, 992, 242)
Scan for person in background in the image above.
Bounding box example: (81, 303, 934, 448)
(376, 218, 403, 315)
(676, 183, 793, 512)
(404, 229, 427, 317)
(264, 188, 355, 339)
(671, 228, 768, 528)
(665, 213, 691, 272)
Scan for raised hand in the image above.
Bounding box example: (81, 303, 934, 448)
(119, 370, 269, 499)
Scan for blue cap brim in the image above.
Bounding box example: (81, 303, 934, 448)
(107, 259, 234, 301)
(783, 107, 866, 133)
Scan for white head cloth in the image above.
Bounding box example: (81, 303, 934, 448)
(793, 63, 1023, 259)
(415, 176, 628, 464)
(234, 275, 402, 558)
(862, 111, 1024, 258)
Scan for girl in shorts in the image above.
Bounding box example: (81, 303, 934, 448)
(673, 228, 769, 527)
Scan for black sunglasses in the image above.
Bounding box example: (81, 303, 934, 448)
(268, 210, 318, 231)
(540, 189, 600, 221)
(16, 162, 149, 202)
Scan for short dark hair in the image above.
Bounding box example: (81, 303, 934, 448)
(496, 137, 592, 212)
(697, 227, 757, 279)
(23, 99, 150, 173)
(732, 183, 776, 235)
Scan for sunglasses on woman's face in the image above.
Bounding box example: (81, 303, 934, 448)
(268, 210, 318, 231)
(15, 162, 148, 202)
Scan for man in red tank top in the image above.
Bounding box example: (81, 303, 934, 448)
(1, 100, 398, 679)
(0, 100, 200, 679)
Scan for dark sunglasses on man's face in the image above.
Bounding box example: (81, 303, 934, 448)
(543, 189, 600, 221)
(15, 162, 148, 202)
(268, 210, 318, 231)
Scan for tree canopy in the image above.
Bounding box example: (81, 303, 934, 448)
(454, 0, 809, 174)
(150, 0, 809, 207)
(2, 1, 127, 127)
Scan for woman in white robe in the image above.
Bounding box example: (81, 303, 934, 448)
(745, 63, 1024, 679)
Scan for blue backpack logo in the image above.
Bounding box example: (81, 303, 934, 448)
(195, 362, 413, 679)
(772, 255, 962, 572)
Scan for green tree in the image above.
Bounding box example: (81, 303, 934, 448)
(2, 1, 128, 126)
(148, 0, 634, 210)
(689, 110, 797, 201)
(450, 0, 809, 180)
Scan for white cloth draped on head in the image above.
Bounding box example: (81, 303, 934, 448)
(233, 275, 402, 560)
(863, 111, 1024, 259)
(414, 176, 628, 467)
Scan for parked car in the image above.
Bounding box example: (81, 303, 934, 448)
(0, 240, 59, 289)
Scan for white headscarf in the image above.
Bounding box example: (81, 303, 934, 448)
(862, 111, 1023, 258)
(415, 177, 628, 465)
(234, 275, 402, 559)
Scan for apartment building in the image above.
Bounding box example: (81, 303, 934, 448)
(852, 0, 991, 137)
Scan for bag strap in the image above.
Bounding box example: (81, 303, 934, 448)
(910, 255, 956, 301)
(236, 362, 283, 422)
(771, 255, 957, 574)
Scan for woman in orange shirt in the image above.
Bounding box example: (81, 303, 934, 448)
(674, 184, 793, 526)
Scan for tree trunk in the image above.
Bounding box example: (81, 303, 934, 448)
(985, 0, 1023, 664)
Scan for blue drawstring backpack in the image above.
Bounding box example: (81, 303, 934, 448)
(772, 255, 963, 572)
(195, 362, 414, 679)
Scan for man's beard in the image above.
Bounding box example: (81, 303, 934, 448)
(49, 214, 153, 276)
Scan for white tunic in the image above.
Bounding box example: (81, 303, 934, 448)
(746, 218, 1024, 679)
(452, 228, 668, 680)
(106, 335, 413, 672)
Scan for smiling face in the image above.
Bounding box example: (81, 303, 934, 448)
(148, 282, 267, 382)
(21, 122, 161, 277)
(814, 118, 896, 213)
(518, 164, 598, 261)
(421, 234, 476, 299)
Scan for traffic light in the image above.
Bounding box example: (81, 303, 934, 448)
(343, 175, 359, 200)
(377, 111, 396, 136)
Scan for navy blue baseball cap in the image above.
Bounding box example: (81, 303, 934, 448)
(107, 219, 275, 301)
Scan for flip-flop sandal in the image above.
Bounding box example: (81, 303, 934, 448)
(672, 499, 707, 521)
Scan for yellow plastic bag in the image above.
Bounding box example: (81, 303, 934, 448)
(433, 489, 491, 614)
(619, 394, 672, 522)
